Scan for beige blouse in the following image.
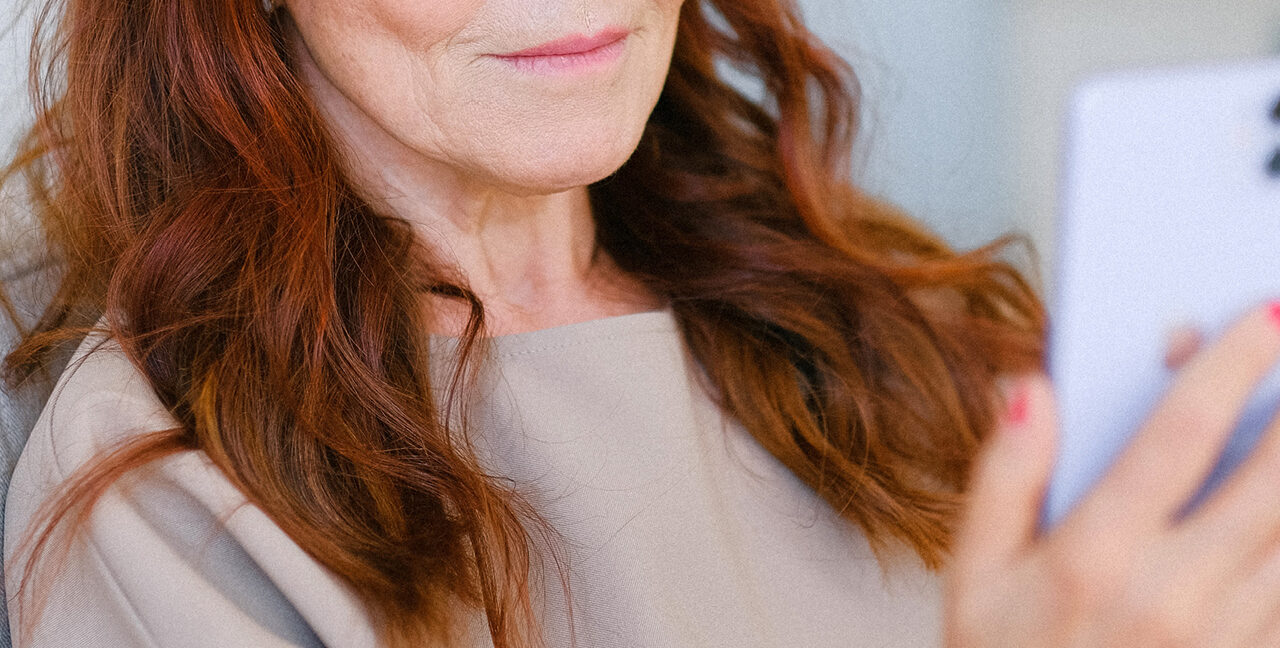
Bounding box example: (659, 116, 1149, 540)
(4, 310, 942, 647)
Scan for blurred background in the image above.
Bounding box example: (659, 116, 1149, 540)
(1, 1, 1280, 291)
(798, 0, 1280, 291)
(0, 5, 33, 163)
(803, 0, 1280, 291)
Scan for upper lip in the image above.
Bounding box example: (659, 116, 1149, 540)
(497, 28, 630, 58)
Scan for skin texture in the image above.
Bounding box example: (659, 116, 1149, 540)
(283, 0, 684, 334)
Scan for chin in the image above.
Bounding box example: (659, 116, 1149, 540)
(480, 129, 646, 195)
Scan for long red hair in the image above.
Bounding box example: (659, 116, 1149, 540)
(3, 0, 1045, 646)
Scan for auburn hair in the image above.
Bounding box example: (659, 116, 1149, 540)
(3, 0, 1045, 646)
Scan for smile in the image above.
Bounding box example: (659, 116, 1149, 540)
(492, 28, 630, 74)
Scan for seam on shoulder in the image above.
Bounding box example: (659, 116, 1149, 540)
(80, 536, 164, 648)
(42, 393, 178, 484)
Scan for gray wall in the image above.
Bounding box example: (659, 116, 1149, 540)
(799, 0, 1280, 287)
(0, 2, 35, 162)
(1008, 0, 1280, 283)
(799, 0, 1016, 253)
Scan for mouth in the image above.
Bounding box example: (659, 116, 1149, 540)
(492, 28, 630, 74)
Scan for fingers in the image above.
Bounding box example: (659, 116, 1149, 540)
(1176, 397, 1280, 588)
(952, 374, 1058, 582)
(1086, 302, 1280, 531)
(1164, 325, 1203, 370)
(1213, 545, 1280, 648)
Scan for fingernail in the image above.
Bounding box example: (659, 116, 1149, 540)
(1004, 380, 1031, 427)
(1269, 301, 1280, 329)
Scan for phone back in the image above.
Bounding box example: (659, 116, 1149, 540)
(1045, 59, 1280, 527)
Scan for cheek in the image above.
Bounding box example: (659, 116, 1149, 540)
(366, 0, 480, 37)
(287, 0, 474, 146)
(288, 0, 478, 103)
(291, 0, 478, 43)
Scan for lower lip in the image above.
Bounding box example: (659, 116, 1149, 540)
(493, 37, 627, 75)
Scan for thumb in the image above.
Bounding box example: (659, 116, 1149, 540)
(952, 373, 1059, 580)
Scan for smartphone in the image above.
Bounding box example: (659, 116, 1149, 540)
(1043, 58, 1280, 529)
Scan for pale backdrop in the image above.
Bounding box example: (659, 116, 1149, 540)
(800, 0, 1280, 289)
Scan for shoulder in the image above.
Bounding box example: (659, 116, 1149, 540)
(3, 327, 236, 557)
(3, 330, 382, 647)
(7, 329, 184, 502)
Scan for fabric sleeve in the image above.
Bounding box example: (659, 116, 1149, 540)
(3, 339, 381, 648)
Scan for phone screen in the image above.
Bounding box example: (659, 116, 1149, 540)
(1043, 59, 1280, 528)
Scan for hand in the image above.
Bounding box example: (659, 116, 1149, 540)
(946, 302, 1280, 647)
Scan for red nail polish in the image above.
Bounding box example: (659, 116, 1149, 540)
(1005, 382, 1030, 426)
(1269, 301, 1280, 329)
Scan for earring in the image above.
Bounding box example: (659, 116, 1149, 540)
(262, 0, 278, 13)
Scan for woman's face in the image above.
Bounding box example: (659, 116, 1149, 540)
(284, 0, 686, 194)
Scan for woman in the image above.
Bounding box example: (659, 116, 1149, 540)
(5, 0, 1280, 646)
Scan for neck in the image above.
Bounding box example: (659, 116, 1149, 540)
(293, 31, 661, 336)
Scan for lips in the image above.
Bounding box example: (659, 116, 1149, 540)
(496, 28, 630, 60)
